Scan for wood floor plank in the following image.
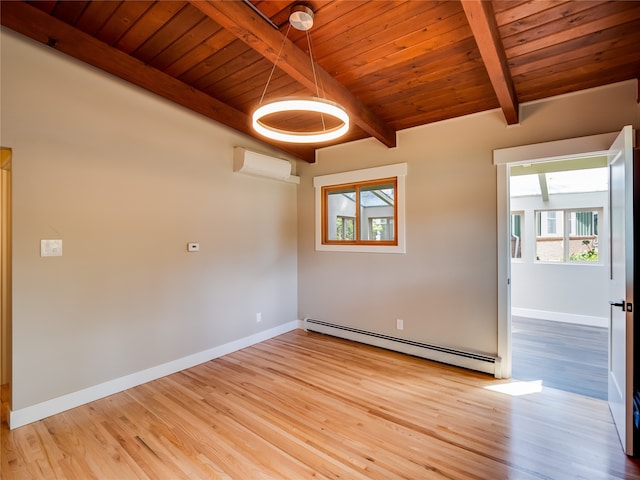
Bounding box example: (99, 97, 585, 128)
(512, 316, 608, 399)
(2, 329, 639, 479)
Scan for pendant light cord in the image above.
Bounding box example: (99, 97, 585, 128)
(258, 24, 292, 106)
(306, 30, 327, 131)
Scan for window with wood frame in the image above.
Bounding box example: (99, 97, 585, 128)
(322, 179, 397, 245)
(313, 163, 407, 253)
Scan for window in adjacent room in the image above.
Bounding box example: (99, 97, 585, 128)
(336, 215, 355, 240)
(369, 216, 394, 241)
(510, 212, 523, 259)
(535, 209, 601, 263)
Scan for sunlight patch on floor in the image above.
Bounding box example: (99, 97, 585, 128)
(485, 380, 543, 396)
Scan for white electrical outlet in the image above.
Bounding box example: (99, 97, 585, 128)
(187, 242, 200, 252)
(256, 312, 262, 323)
(396, 319, 404, 330)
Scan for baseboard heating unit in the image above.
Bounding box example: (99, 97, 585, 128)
(304, 318, 502, 378)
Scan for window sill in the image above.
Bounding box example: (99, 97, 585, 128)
(317, 243, 406, 254)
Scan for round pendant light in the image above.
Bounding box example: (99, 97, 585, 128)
(252, 97, 350, 143)
(251, 4, 350, 144)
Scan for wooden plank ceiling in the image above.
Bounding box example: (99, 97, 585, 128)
(2, 1, 639, 163)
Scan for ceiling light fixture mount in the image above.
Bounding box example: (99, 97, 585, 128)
(251, 4, 349, 144)
(289, 4, 314, 31)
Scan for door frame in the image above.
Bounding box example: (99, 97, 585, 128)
(494, 132, 619, 379)
(1, 147, 12, 402)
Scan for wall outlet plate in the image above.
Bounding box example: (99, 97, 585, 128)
(187, 242, 200, 252)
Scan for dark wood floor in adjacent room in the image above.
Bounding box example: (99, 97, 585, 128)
(511, 316, 608, 400)
(2, 329, 638, 479)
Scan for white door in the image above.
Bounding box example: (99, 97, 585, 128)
(608, 125, 635, 455)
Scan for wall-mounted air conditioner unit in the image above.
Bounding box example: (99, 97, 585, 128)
(233, 147, 300, 184)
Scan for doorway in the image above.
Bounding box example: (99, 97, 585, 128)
(495, 127, 636, 455)
(508, 158, 609, 399)
(1, 147, 11, 419)
(495, 131, 621, 381)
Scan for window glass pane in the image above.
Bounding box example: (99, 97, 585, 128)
(359, 184, 394, 207)
(569, 209, 599, 262)
(536, 210, 564, 262)
(547, 211, 557, 234)
(536, 238, 564, 262)
(368, 217, 394, 241)
(510, 212, 522, 259)
(359, 183, 395, 241)
(336, 216, 355, 240)
(326, 187, 356, 241)
(537, 210, 563, 237)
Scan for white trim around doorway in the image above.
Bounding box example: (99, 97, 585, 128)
(493, 131, 618, 379)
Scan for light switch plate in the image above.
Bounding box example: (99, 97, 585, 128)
(41, 239, 63, 257)
(187, 242, 200, 252)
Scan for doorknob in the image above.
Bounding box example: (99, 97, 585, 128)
(610, 300, 626, 311)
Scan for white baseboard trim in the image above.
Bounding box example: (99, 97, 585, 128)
(304, 318, 501, 378)
(9, 320, 300, 430)
(512, 308, 607, 328)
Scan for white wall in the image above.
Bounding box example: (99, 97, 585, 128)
(511, 192, 609, 326)
(298, 79, 639, 359)
(1, 29, 298, 415)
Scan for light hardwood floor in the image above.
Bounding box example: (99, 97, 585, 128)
(2, 330, 639, 479)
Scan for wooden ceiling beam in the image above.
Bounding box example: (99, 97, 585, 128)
(0, 1, 316, 163)
(461, 0, 519, 125)
(188, 0, 397, 149)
